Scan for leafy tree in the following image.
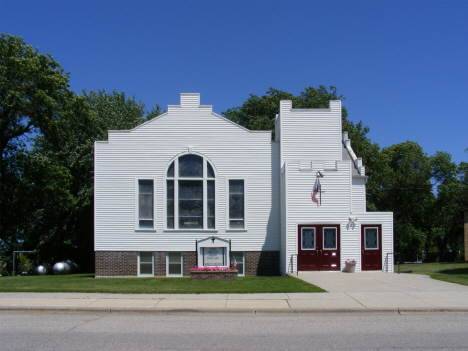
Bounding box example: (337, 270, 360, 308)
(429, 152, 468, 260)
(19, 90, 161, 271)
(0, 32, 164, 271)
(0, 33, 77, 269)
(0, 33, 72, 177)
(371, 141, 434, 261)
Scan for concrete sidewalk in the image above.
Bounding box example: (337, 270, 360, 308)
(1, 272, 468, 314)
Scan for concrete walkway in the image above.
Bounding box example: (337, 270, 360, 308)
(1, 272, 468, 314)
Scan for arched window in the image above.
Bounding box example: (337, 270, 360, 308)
(166, 154, 215, 230)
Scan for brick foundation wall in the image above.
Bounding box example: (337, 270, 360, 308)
(183, 251, 197, 276)
(190, 271, 238, 280)
(245, 251, 280, 276)
(154, 252, 166, 276)
(95, 250, 280, 277)
(95, 251, 138, 276)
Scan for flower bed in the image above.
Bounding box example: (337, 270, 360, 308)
(190, 266, 238, 280)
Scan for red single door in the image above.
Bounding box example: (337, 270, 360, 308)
(298, 226, 319, 271)
(298, 225, 340, 271)
(318, 226, 340, 271)
(361, 224, 382, 270)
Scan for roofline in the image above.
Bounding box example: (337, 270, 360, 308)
(106, 111, 271, 136)
(210, 111, 271, 134)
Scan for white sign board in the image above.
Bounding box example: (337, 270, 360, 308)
(203, 247, 224, 266)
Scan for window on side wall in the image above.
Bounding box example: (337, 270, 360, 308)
(228, 179, 246, 230)
(167, 252, 183, 276)
(230, 252, 245, 276)
(165, 154, 216, 230)
(137, 179, 154, 230)
(139, 252, 154, 276)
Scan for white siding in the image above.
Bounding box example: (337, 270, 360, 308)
(277, 100, 394, 274)
(352, 178, 366, 213)
(279, 100, 342, 163)
(280, 163, 288, 275)
(95, 94, 280, 253)
(95, 93, 393, 274)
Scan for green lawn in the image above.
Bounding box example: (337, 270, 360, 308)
(395, 262, 468, 286)
(0, 274, 325, 294)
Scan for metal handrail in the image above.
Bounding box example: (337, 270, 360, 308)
(290, 254, 298, 275)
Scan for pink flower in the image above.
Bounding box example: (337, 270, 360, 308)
(189, 266, 237, 271)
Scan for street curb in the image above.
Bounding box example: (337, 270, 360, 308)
(2, 305, 468, 315)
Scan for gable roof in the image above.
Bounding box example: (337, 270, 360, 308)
(108, 93, 270, 136)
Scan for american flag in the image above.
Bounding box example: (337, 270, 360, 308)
(311, 178, 320, 205)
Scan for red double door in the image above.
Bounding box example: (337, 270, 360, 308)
(298, 224, 340, 271)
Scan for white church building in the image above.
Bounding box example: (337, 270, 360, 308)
(94, 93, 394, 277)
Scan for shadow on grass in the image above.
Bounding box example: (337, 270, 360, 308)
(437, 268, 468, 275)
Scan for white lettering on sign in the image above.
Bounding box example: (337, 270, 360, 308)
(203, 247, 224, 266)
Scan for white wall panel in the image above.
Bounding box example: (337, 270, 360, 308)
(352, 178, 366, 213)
(95, 94, 280, 252)
(279, 100, 342, 163)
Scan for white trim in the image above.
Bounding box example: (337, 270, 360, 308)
(164, 229, 218, 233)
(138, 252, 154, 276)
(164, 152, 217, 231)
(166, 252, 183, 277)
(93, 142, 97, 251)
(226, 178, 248, 230)
(301, 227, 316, 250)
(231, 251, 245, 277)
(364, 227, 379, 250)
(135, 177, 156, 231)
(322, 227, 338, 250)
(197, 236, 230, 268)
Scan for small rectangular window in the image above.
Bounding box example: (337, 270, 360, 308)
(167, 180, 174, 229)
(365, 228, 379, 249)
(323, 228, 337, 250)
(207, 180, 215, 229)
(138, 180, 153, 229)
(230, 252, 245, 276)
(229, 180, 244, 229)
(139, 252, 153, 276)
(167, 252, 183, 276)
(301, 228, 316, 250)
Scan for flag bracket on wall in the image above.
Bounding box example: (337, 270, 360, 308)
(312, 171, 324, 206)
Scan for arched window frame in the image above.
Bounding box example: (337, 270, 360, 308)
(164, 152, 217, 231)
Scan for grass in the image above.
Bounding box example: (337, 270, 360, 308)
(395, 262, 468, 286)
(0, 274, 325, 294)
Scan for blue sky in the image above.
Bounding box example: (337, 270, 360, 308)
(1, 0, 467, 165)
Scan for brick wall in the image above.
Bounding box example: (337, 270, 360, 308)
(245, 251, 280, 276)
(95, 250, 280, 277)
(190, 271, 238, 280)
(183, 251, 197, 276)
(154, 251, 166, 276)
(95, 251, 137, 276)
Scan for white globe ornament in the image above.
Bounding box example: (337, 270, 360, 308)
(34, 265, 49, 275)
(53, 262, 71, 275)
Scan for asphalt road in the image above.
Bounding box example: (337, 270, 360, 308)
(1, 311, 468, 350)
